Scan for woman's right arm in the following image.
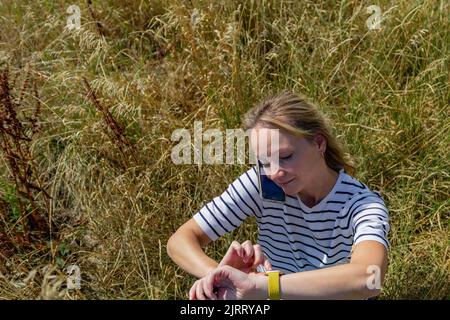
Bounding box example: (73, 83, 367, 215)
(167, 218, 219, 278)
(168, 166, 263, 278)
(167, 219, 271, 280)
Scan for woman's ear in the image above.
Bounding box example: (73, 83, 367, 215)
(313, 134, 327, 153)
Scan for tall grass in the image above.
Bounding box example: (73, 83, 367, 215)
(0, 0, 448, 299)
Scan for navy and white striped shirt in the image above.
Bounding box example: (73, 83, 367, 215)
(193, 166, 390, 274)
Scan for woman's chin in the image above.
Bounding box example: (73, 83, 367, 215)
(281, 185, 301, 197)
(282, 185, 300, 196)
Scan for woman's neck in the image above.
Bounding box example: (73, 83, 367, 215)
(298, 166, 339, 208)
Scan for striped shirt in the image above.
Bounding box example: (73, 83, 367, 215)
(193, 166, 390, 274)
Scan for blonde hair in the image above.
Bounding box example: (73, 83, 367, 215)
(243, 91, 356, 176)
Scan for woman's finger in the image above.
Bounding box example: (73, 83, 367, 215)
(231, 240, 244, 258)
(263, 256, 273, 271)
(189, 281, 198, 300)
(203, 273, 217, 300)
(252, 244, 264, 268)
(241, 240, 254, 263)
(221, 241, 243, 266)
(196, 279, 208, 300)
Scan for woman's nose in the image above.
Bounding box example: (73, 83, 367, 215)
(270, 168, 286, 181)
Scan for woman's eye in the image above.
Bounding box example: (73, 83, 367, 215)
(260, 154, 292, 167)
(280, 154, 293, 160)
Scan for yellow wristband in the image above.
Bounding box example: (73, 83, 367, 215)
(266, 271, 282, 300)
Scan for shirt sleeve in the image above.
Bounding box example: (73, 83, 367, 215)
(350, 192, 390, 250)
(193, 166, 263, 241)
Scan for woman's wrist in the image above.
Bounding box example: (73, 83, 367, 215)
(199, 260, 219, 277)
(247, 273, 268, 300)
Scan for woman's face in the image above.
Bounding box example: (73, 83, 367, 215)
(250, 125, 325, 196)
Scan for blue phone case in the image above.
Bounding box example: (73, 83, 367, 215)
(257, 161, 286, 203)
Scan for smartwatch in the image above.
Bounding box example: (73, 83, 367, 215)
(256, 265, 284, 300)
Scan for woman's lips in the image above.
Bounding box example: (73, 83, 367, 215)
(279, 178, 295, 187)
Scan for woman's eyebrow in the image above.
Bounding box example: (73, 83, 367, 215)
(277, 148, 293, 154)
(257, 148, 293, 160)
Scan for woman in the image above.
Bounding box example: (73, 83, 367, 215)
(167, 91, 390, 299)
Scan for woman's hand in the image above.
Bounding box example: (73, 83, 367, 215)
(189, 266, 266, 300)
(218, 240, 272, 273)
(188, 240, 271, 300)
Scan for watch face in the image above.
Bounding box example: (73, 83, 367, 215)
(256, 264, 267, 273)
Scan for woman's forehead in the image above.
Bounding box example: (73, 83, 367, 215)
(250, 127, 299, 145)
(249, 127, 303, 154)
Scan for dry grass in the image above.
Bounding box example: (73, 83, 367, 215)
(0, 0, 448, 299)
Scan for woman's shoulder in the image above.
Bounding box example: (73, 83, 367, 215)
(338, 171, 386, 206)
(226, 165, 261, 197)
(231, 165, 260, 186)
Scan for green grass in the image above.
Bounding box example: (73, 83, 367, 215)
(0, 0, 448, 299)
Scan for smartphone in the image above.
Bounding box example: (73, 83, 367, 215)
(257, 160, 286, 203)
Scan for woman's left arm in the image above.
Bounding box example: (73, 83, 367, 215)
(256, 240, 388, 300)
(191, 240, 387, 300)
